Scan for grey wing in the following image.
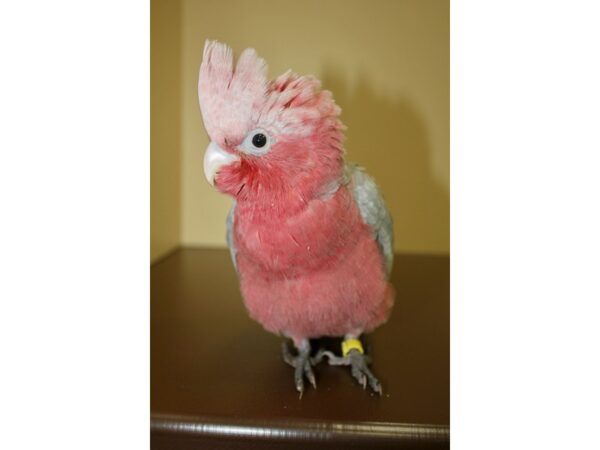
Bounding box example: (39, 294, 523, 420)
(346, 163, 394, 278)
(226, 202, 238, 272)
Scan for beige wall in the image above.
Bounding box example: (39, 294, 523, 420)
(151, 0, 182, 261)
(152, 0, 449, 259)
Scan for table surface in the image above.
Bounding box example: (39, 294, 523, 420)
(151, 248, 449, 449)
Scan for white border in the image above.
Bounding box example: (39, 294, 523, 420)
(452, 1, 600, 448)
(0, 1, 149, 449)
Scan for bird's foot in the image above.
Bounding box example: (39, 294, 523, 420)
(313, 338, 383, 395)
(281, 341, 317, 397)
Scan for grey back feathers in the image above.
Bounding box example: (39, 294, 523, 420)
(345, 163, 394, 278)
(225, 163, 393, 278)
(226, 203, 237, 271)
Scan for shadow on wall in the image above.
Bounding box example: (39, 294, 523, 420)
(320, 68, 449, 254)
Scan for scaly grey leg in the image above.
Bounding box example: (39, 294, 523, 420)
(281, 339, 317, 397)
(314, 338, 383, 395)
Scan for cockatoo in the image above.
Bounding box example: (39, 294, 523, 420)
(198, 41, 394, 395)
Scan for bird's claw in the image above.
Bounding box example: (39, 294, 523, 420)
(320, 348, 383, 395)
(310, 348, 336, 365)
(282, 342, 317, 396)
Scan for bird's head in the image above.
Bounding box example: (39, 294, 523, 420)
(198, 41, 345, 211)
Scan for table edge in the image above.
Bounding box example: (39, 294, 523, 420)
(151, 413, 449, 444)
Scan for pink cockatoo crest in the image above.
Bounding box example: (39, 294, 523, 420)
(198, 40, 344, 148)
(198, 41, 268, 145)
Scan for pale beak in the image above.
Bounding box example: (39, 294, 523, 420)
(203, 141, 240, 186)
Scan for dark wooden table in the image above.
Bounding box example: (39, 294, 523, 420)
(151, 248, 449, 449)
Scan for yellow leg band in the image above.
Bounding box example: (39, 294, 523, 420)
(342, 338, 364, 357)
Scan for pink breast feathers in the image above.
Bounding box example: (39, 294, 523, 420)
(233, 187, 395, 342)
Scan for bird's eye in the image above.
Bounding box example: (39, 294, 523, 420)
(252, 133, 267, 148)
(240, 129, 273, 155)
